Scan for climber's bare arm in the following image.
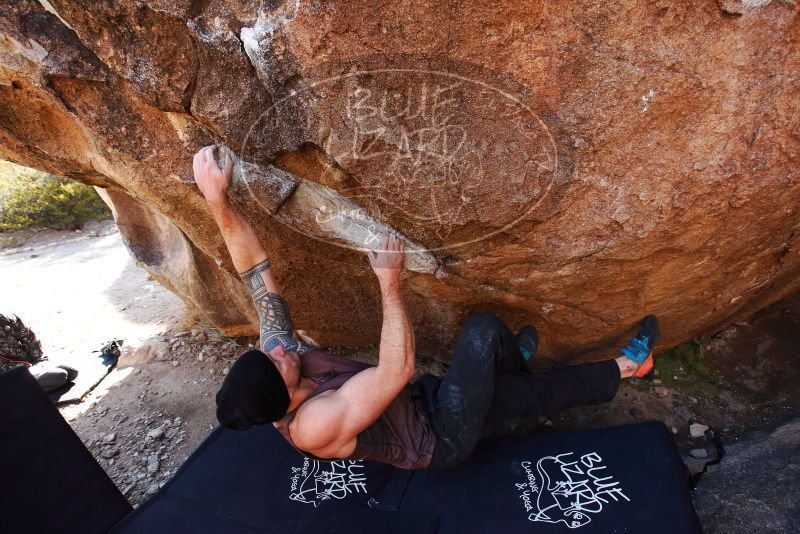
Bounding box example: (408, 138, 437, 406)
(193, 146, 276, 287)
(193, 145, 306, 353)
(290, 234, 415, 458)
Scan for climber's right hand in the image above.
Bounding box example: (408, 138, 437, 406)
(369, 232, 405, 290)
(193, 145, 233, 206)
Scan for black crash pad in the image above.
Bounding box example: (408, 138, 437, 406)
(112, 420, 701, 533)
(0, 364, 702, 533)
(0, 367, 132, 534)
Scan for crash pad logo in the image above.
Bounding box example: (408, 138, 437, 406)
(515, 451, 630, 529)
(288, 458, 368, 507)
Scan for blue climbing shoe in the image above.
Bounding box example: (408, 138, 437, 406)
(620, 315, 660, 379)
(515, 325, 539, 361)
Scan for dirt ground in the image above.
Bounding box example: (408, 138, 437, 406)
(3, 221, 800, 514)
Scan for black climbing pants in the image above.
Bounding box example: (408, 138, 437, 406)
(421, 313, 621, 469)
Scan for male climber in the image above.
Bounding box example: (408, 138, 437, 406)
(195, 145, 660, 469)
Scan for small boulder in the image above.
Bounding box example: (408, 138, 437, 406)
(690, 423, 710, 438)
(147, 454, 160, 474)
(135, 338, 170, 362)
(100, 447, 119, 459)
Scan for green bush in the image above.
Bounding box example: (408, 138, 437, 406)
(0, 161, 110, 231)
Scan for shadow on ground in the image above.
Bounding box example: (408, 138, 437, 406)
(103, 257, 187, 326)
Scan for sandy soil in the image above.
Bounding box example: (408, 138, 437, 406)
(3, 220, 800, 515)
(0, 220, 186, 363)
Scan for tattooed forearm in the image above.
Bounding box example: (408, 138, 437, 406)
(238, 259, 312, 355)
(254, 290, 294, 350)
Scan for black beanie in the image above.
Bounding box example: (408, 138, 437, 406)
(215, 349, 290, 430)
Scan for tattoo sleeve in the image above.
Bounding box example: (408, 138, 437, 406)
(239, 259, 272, 293)
(239, 259, 311, 354)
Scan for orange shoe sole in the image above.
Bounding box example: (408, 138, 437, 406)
(633, 352, 654, 379)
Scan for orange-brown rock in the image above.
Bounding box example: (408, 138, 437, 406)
(1, 0, 798, 360)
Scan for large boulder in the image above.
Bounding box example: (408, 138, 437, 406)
(692, 419, 800, 533)
(0, 0, 797, 359)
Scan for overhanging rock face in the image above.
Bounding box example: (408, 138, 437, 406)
(0, 0, 798, 359)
